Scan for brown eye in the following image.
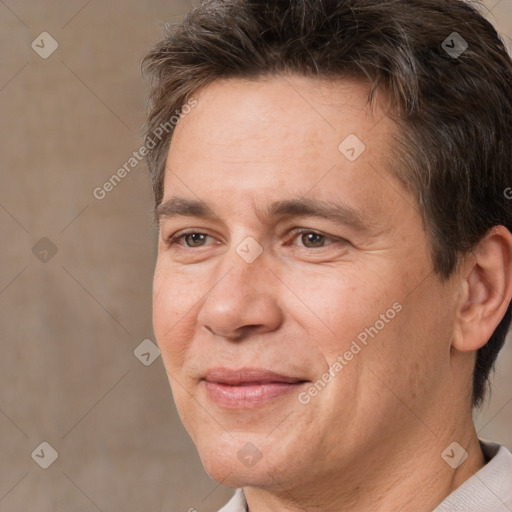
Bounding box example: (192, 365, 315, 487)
(291, 229, 337, 248)
(183, 233, 208, 247)
(167, 231, 212, 248)
(300, 232, 327, 248)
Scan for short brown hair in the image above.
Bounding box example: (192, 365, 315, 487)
(142, 0, 512, 408)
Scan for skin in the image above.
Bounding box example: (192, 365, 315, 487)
(152, 75, 512, 512)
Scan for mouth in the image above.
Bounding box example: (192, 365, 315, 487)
(202, 367, 309, 409)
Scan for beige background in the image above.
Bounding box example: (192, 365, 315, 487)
(0, 1, 511, 511)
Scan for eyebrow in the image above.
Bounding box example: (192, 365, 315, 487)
(156, 196, 374, 233)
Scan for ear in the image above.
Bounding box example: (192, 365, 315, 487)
(452, 225, 512, 352)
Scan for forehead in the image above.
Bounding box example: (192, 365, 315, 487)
(162, 75, 403, 221)
(168, 74, 390, 158)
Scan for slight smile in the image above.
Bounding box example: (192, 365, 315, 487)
(203, 367, 310, 409)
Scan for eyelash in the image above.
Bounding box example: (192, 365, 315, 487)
(165, 228, 343, 250)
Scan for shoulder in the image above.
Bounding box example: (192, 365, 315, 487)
(217, 488, 247, 512)
(433, 439, 512, 512)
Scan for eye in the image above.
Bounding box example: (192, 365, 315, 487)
(164, 228, 344, 250)
(290, 229, 340, 248)
(166, 231, 213, 248)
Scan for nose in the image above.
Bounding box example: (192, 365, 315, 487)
(196, 244, 283, 340)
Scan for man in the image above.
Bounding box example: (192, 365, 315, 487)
(142, 0, 512, 510)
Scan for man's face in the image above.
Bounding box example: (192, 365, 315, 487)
(152, 76, 461, 490)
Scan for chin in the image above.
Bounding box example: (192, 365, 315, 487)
(194, 432, 287, 488)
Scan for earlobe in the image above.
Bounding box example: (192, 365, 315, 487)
(452, 226, 512, 353)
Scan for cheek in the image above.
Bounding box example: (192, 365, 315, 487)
(152, 261, 198, 367)
(286, 264, 401, 355)
(357, 277, 457, 405)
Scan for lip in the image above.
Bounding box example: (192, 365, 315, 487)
(202, 367, 309, 409)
